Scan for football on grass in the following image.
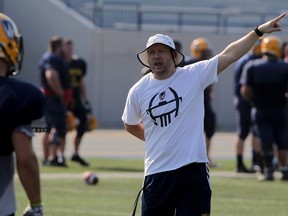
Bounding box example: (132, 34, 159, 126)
(83, 171, 99, 185)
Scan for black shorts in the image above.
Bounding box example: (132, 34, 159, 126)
(142, 163, 211, 216)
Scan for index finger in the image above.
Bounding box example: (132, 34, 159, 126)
(273, 13, 286, 22)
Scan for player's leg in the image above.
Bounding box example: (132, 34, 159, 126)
(53, 110, 67, 167)
(42, 103, 53, 166)
(42, 98, 57, 166)
(204, 111, 217, 167)
(250, 109, 262, 172)
(273, 110, 288, 180)
(46, 97, 67, 167)
(235, 106, 252, 173)
(47, 128, 66, 167)
(255, 110, 274, 180)
(71, 100, 89, 166)
(251, 134, 262, 172)
(41, 132, 49, 165)
(175, 163, 211, 216)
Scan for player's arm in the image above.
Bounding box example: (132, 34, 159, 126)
(80, 79, 89, 103)
(240, 85, 252, 101)
(12, 127, 42, 210)
(45, 68, 64, 97)
(124, 122, 145, 141)
(217, 13, 285, 74)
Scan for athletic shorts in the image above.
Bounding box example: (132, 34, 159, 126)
(142, 163, 212, 216)
(44, 96, 67, 142)
(235, 101, 257, 139)
(253, 109, 287, 151)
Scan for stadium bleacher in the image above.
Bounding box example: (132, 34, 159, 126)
(60, 0, 287, 33)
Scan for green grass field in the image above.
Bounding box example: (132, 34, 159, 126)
(14, 158, 288, 216)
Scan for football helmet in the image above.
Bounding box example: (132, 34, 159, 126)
(252, 38, 262, 56)
(0, 13, 23, 76)
(190, 38, 212, 60)
(260, 36, 281, 58)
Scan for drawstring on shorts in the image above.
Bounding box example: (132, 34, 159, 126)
(131, 187, 143, 216)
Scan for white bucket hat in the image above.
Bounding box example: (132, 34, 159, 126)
(137, 34, 185, 68)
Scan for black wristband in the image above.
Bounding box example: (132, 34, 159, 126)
(254, 26, 263, 37)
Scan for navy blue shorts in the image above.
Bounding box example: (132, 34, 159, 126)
(235, 101, 257, 139)
(253, 109, 287, 151)
(44, 96, 67, 143)
(142, 163, 211, 216)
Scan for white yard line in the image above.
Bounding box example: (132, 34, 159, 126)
(36, 171, 282, 180)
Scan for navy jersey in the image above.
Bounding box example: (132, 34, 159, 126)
(0, 77, 45, 155)
(39, 51, 71, 92)
(68, 56, 86, 98)
(242, 58, 288, 110)
(234, 54, 261, 98)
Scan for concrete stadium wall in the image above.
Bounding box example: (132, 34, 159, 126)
(3, 0, 287, 130)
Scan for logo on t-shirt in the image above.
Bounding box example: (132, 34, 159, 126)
(146, 87, 182, 127)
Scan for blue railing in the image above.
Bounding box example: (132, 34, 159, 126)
(61, 0, 287, 34)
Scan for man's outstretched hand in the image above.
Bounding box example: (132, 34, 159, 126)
(258, 13, 286, 34)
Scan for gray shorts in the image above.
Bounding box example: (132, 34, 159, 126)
(0, 154, 16, 215)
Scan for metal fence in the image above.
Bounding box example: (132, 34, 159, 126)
(61, 0, 287, 34)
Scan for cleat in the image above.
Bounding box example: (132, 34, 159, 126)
(46, 156, 67, 167)
(57, 156, 68, 167)
(258, 167, 274, 181)
(237, 166, 255, 174)
(23, 204, 44, 216)
(71, 154, 90, 166)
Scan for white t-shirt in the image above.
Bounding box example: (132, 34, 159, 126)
(122, 56, 219, 176)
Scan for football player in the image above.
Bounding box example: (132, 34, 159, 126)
(234, 38, 262, 173)
(39, 36, 71, 167)
(241, 36, 288, 181)
(0, 13, 45, 215)
(184, 38, 218, 167)
(63, 39, 91, 166)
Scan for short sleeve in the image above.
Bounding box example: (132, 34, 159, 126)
(185, 55, 219, 90)
(121, 87, 142, 125)
(13, 82, 46, 126)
